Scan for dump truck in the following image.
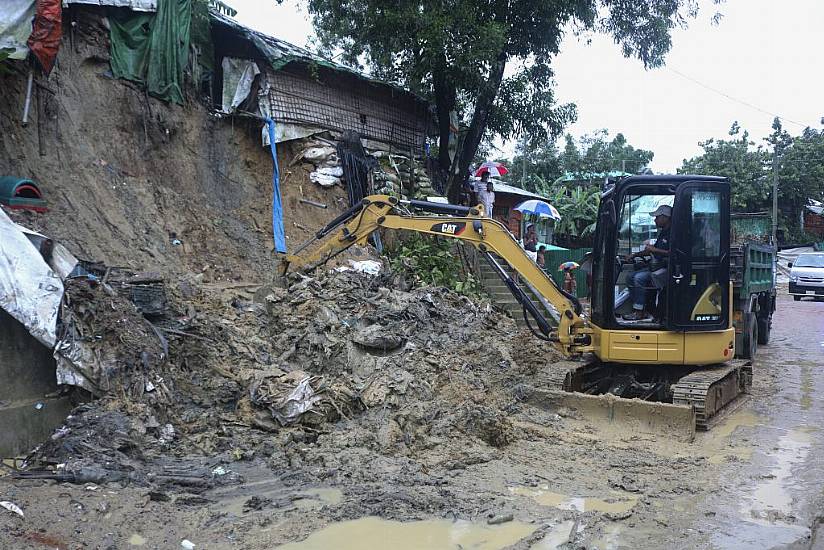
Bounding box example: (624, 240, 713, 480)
(730, 213, 776, 360)
(280, 176, 763, 437)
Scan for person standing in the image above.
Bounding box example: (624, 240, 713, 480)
(563, 265, 578, 297)
(476, 179, 495, 218)
(523, 223, 538, 252)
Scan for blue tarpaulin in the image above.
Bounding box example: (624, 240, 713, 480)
(266, 119, 287, 254)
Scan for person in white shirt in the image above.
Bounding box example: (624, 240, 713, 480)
(476, 180, 495, 218)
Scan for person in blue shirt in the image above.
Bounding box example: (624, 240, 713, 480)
(623, 204, 672, 321)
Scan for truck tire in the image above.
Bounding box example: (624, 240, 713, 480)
(741, 315, 757, 359)
(757, 315, 770, 345)
(793, 295, 801, 301)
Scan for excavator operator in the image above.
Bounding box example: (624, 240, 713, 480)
(623, 204, 672, 321)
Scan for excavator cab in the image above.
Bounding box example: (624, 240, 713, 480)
(590, 175, 731, 333)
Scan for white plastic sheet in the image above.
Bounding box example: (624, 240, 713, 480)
(61, 0, 157, 11)
(0, 208, 76, 347)
(0, 0, 35, 60)
(221, 57, 260, 114)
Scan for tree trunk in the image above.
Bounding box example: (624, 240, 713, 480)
(432, 64, 455, 176)
(445, 55, 507, 203)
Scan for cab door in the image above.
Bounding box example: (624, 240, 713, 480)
(667, 181, 730, 331)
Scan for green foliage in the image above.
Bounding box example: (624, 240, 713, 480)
(506, 129, 653, 194)
(680, 119, 824, 241)
(0, 48, 14, 76)
(305, 0, 711, 199)
(385, 234, 481, 296)
(550, 185, 601, 241)
(679, 122, 770, 212)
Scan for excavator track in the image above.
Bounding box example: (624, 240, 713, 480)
(672, 360, 752, 431)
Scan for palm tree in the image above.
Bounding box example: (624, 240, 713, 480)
(551, 185, 600, 243)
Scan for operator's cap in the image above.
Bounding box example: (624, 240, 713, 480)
(651, 205, 672, 218)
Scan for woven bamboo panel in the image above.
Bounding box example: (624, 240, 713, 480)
(261, 66, 427, 150)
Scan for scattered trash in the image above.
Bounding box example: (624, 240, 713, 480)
(181, 539, 196, 549)
(128, 533, 147, 546)
(309, 172, 341, 188)
(487, 513, 514, 525)
(349, 260, 382, 275)
(34, 402, 44, 410)
(249, 372, 325, 426)
(0, 501, 24, 518)
(299, 198, 327, 209)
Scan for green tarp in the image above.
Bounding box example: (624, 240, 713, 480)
(109, 0, 191, 104)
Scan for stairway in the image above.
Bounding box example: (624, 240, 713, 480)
(475, 253, 555, 331)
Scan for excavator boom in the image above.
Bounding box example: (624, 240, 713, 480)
(281, 195, 593, 356)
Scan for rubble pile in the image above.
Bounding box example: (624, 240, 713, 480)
(26, 267, 561, 494)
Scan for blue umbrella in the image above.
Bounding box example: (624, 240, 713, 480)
(514, 200, 561, 221)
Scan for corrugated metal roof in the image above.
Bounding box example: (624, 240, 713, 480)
(472, 178, 549, 200)
(210, 10, 426, 105)
(554, 171, 632, 184)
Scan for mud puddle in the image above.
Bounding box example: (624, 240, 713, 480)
(278, 516, 538, 549)
(742, 429, 812, 524)
(206, 474, 343, 517)
(510, 486, 637, 514)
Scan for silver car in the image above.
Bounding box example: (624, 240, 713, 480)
(789, 252, 824, 301)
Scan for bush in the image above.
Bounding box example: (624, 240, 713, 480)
(385, 233, 481, 297)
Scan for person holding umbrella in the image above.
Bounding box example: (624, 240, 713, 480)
(476, 174, 495, 217)
(559, 261, 580, 297)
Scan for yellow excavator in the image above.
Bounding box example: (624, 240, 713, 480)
(281, 175, 751, 435)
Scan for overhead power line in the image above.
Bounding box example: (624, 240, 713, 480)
(666, 66, 812, 129)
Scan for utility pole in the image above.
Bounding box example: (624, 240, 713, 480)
(522, 135, 528, 188)
(772, 150, 779, 246)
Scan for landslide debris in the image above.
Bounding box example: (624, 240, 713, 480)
(24, 267, 562, 500)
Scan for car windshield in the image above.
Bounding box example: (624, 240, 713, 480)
(795, 254, 824, 268)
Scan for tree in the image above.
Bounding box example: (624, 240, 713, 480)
(305, 0, 715, 202)
(772, 121, 824, 238)
(550, 185, 601, 246)
(506, 130, 654, 196)
(680, 119, 824, 240)
(559, 130, 654, 176)
(679, 122, 771, 212)
(506, 140, 562, 195)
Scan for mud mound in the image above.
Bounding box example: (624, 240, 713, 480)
(24, 266, 565, 502)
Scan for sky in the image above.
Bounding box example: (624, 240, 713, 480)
(228, 0, 824, 173)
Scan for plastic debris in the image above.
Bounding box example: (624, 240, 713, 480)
(349, 260, 382, 275)
(181, 540, 196, 549)
(0, 501, 24, 518)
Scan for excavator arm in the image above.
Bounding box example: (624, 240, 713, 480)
(281, 195, 593, 357)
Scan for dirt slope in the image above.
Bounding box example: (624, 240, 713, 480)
(0, 10, 350, 284)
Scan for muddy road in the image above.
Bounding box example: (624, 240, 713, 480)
(691, 292, 824, 549)
(1, 285, 822, 550)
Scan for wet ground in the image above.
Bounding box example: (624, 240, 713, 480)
(695, 292, 824, 549)
(1, 290, 822, 550)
